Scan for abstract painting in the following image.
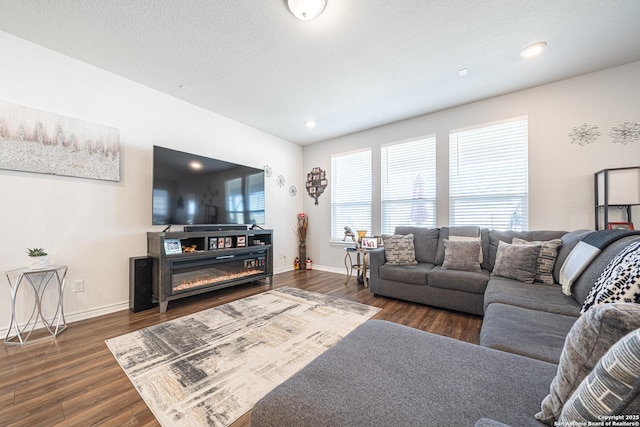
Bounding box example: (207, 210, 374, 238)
(0, 99, 120, 181)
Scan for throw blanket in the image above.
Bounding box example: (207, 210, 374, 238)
(560, 229, 640, 295)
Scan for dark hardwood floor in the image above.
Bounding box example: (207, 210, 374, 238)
(0, 270, 482, 427)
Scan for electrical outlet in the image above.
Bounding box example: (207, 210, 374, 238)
(72, 279, 84, 293)
(279, 252, 286, 259)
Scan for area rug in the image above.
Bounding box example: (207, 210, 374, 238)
(105, 287, 380, 426)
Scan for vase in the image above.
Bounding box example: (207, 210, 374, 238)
(299, 241, 306, 265)
(28, 255, 50, 270)
(356, 230, 367, 247)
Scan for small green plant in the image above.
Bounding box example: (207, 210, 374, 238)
(26, 248, 48, 257)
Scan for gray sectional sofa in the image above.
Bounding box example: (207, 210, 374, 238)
(251, 227, 640, 426)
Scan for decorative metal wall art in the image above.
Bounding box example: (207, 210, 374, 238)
(263, 165, 272, 177)
(0, 99, 120, 181)
(569, 123, 600, 146)
(609, 121, 640, 145)
(276, 174, 286, 187)
(306, 167, 327, 205)
(289, 185, 297, 197)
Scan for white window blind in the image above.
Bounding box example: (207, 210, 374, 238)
(381, 137, 436, 234)
(449, 117, 528, 230)
(331, 149, 372, 240)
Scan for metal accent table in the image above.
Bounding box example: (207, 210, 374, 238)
(4, 265, 68, 345)
(343, 247, 371, 287)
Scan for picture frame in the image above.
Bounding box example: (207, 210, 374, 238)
(209, 238, 218, 250)
(218, 237, 226, 249)
(225, 237, 233, 248)
(361, 237, 378, 249)
(237, 236, 246, 247)
(607, 222, 635, 230)
(164, 239, 182, 255)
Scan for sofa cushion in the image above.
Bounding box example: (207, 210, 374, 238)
(394, 226, 439, 264)
(379, 263, 432, 286)
(581, 240, 640, 314)
(481, 303, 577, 364)
(492, 241, 540, 284)
(571, 236, 640, 307)
(427, 266, 490, 294)
(558, 329, 640, 424)
(251, 320, 557, 427)
(382, 234, 417, 265)
(553, 229, 592, 283)
(513, 237, 563, 284)
(436, 226, 488, 265)
(536, 303, 640, 425)
(441, 239, 482, 272)
(486, 229, 566, 271)
(484, 277, 581, 316)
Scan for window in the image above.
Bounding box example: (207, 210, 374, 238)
(381, 137, 436, 234)
(331, 149, 372, 241)
(449, 117, 528, 230)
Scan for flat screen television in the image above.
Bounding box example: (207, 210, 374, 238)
(152, 146, 265, 226)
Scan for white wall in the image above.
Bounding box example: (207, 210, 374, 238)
(303, 61, 640, 272)
(0, 31, 303, 333)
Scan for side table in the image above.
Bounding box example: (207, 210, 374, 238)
(343, 247, 371, 287)
(4, 265, 68, 345)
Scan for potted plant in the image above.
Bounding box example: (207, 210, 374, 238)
(27, 247, 50, 270)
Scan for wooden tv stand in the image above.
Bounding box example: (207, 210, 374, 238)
(147, 229, 273, 313)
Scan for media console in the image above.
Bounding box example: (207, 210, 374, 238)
(147, 229, 273, 313)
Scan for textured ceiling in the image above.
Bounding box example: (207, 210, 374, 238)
(1, 0, 640, 145)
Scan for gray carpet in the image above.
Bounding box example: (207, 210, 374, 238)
(105, 286, 380, 426)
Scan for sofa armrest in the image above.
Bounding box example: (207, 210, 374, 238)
(368, 247, 386, 283)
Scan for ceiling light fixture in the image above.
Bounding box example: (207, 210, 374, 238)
(286, 0, 327, 21)
(520, 42, 547, 58)
(305, 120, 317, 128)
(189, 161, 203, 170)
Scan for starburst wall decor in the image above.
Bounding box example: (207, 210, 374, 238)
(569, 123, 600, 146)
(609, 121, 640, 145)
(276, 174, 286, 187)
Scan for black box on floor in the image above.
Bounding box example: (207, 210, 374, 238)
(129, 256, 154, 312)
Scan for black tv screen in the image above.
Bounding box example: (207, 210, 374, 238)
(152, 146, 265, 226)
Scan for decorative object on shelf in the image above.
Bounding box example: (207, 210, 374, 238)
(297, 212, 308, 262)
(164, 239, 182, 255)
(343, 226, 356, 246)
(0, 99, 120, 181)
(276, 174, 286, 187)
(294, 257, 300, 270)
(306, 167, 327, 205)
(569, 123, 600, 146)
(609, 121, 640, 145)
(356, 230, 367, 247)
(607, 222, 635, 230)
(305, 258, 313, 270)
(26, 247, 50, 270)
(289, 185, 297, 197)
(263, 165, 272, 177)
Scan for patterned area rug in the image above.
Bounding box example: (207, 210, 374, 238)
(106, 287, 380, 426)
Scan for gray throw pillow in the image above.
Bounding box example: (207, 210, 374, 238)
(559, 328, 640, 424)
(536, 303, 640, 425)
(491, 240, 540, 284)
(512, 237, 562, 284)
(441, 239, 482, 272)
(382, 234, 417, 266)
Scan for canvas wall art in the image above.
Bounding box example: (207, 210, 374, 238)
(0, 100, 120, 181)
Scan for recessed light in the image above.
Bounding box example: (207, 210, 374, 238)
(458, 68, 468, 77)
(189, 161, 203, 170)
(520, 42, 547, 58)
(305, 120, 317, 128)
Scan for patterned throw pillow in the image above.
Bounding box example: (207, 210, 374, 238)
(441, 239, 482, 272)
(535, 303, 640, 425)
(558, 329, 640, 423)
(512, 238, 562, 284)
(581, 240, 640, 314)
(382, 234, 417, 266)
(492, 240, 540, 284)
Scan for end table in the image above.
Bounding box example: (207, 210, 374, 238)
(4, 265, 68, 345)
(343, 247, 371, 287)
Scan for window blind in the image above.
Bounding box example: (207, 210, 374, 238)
(331, 149, 372, 240)
(381, 137, 436, 234)
(449, 118, 528, 230)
